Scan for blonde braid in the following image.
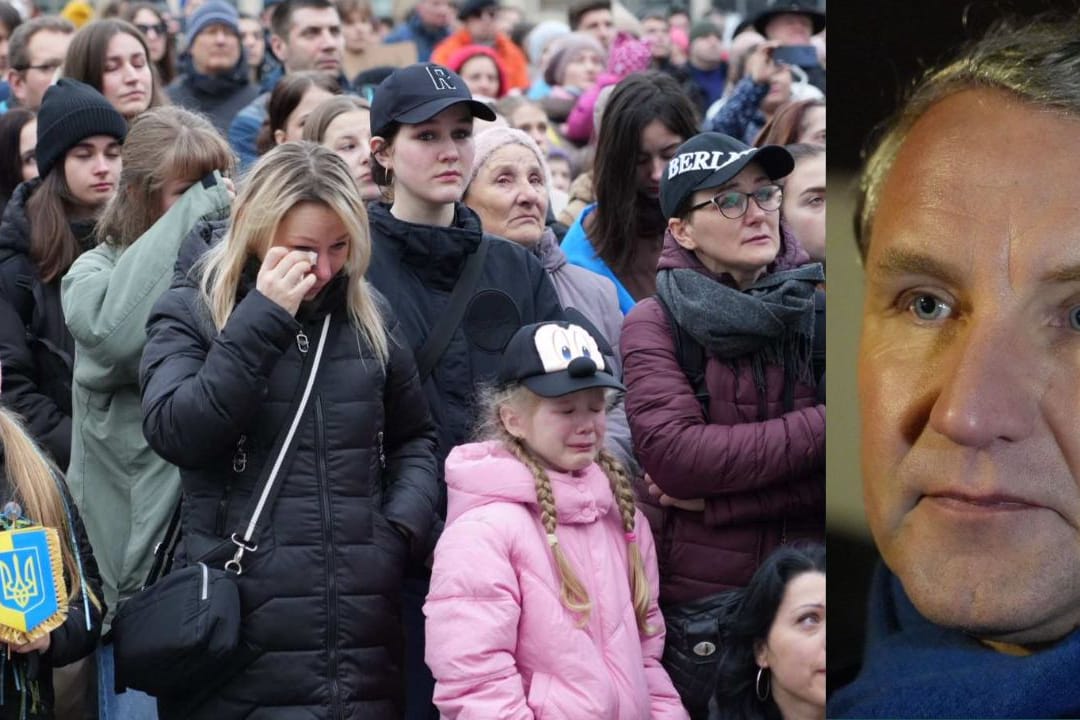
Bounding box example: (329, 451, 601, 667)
(598, 449, 656, 635)
(502, 432, 592, 625)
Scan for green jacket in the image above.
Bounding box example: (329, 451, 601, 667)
(61, 173, 231, 628)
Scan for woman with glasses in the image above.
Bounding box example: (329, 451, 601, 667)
(122, 3, 175, 85)
(619, 132, 825, 718)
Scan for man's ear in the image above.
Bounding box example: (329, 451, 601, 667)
(268, 34, 287, 63)
(7, 69, 24, 103)
(668, 215, 696, 253)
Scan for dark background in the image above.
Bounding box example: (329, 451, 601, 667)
(829, 0, 1078, 170)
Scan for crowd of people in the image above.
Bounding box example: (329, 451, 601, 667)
(0, 0, 826, 717)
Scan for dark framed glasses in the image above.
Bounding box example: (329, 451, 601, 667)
(135, 22, 167, 37)
(688, 184, 783, 219)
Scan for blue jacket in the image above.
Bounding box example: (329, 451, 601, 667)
(829, 565, 1080, 718)
(384, 13, 449, 63)
(560, 204, 635, 314)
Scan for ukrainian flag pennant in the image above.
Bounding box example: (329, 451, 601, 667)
(0, 526, 67, 645)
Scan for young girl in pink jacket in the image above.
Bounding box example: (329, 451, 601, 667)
(424, 320, 689, 719)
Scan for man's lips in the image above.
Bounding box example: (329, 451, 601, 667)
(921, 491, 1048, 512)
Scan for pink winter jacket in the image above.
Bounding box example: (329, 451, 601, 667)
(425, 441, 689, 720)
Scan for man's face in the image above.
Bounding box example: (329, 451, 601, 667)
(415, 0, 452, 28)
(689, 32, 723, 67)
(576, 8, 614, 50)
(273, 6, 342, 73)
(764, 12, 813, 45)
(190, 24, 241, 75)
(464, 6, 497, 44)
(641, 17, 670, 59)
(859, 88, 1080, 646)
(10, 30, 71, 110)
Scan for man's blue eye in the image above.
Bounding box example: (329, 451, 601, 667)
(909, 294, 951, 322)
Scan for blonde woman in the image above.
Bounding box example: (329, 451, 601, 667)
(59, 105, 234, 719)
(139, 142, 438, 718)
(0, 391, 102, 720)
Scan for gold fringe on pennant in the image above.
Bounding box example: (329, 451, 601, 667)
(0, 527, 68, 647)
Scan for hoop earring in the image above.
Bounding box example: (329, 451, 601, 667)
(755, 667, 770, 702)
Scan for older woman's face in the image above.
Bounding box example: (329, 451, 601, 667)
(860, 89, 1080, 645)
(465, 143, 548, 246)
(561, 48, 603, 89)
(755, 571, 826, 714)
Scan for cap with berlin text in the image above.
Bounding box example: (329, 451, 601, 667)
(370, 63, 496, 136)
(659, 132, 793, 219)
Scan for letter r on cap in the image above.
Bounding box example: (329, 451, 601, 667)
(426, 66, 456, 91)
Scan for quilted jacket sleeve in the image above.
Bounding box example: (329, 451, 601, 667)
(140, 287, 299, 469)
(621, 298, 824, 500)
(380, 316, 439, 558)
(425, 514, 534, 720)
(636, 511, 692, 720)
(703, 474, 824, 527)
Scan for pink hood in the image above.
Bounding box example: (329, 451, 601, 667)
(426, 441, 689, 720)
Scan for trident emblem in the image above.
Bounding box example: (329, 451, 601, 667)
(0, 553, 37, 609)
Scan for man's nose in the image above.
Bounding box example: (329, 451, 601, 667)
(928, 315, 1039, 448)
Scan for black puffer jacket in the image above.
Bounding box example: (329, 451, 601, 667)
(166, 53, 259, 135)
(0, 449, 104, 720)
(140, 224, 439, 718)
(0, 179, 94, 469)
(366, 201, 563, 488)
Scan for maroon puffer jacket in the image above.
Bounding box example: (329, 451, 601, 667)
(620, 232, 824, 606)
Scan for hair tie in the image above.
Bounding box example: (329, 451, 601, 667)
(546, 532, 560, 547)
(625, 532, 637, 543)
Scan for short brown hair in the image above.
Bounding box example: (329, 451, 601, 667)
(9, 17, 74, 72)
(567, 0, 609, 30)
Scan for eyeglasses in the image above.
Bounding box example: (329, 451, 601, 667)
(135, 22, 167, 37)
(688, 184, 783, 219)
(13, 58, 63, 73)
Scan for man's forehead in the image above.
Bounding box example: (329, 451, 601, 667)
(870, 88, 1080, 278)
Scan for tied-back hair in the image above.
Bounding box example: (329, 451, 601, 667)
(586, 72, 698, 276)
(63, 19, 167, 118)
(27, 169, 95, 283)
(301, 94, 370, 143)
(97, 106, 234, 248)
(480, 384, 656, 634)
(0, 407, 100, 610)
(257, 71, 343, 154)
(715, 544, 825, 720)
(755, 99, 825, 147)
(197, 141, 388, 364)
(855, 12, 1080, 259)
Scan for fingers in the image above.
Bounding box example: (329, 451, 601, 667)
(257, 249, 319, 316)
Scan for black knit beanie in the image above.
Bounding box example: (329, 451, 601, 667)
(35, 79, 128, 179)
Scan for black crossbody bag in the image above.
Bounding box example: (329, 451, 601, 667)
(111, 314, 332, 698)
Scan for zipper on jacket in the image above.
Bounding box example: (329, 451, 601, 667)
(377, 431, 386, 470)
(232, 434, 247, 473)
(314, 398, 342, 718)
(217, 435, 246, 535)
(296, 329, 310, 354)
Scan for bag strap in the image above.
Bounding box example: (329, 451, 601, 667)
(225, 313, 332, 575)
(141, 499, 183, 590)
(414, 237, 490, 381)
(811, 288, 825, 385)
(655, 294, 710, 421)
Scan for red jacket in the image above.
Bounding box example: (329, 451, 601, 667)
(620, 233, 825, 606)
(431, 30, 530, 91)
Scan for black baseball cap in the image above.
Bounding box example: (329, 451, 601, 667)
(497, 321, 625, 398)
(370, 63, 496, 136)
(660, 132, 794, 218)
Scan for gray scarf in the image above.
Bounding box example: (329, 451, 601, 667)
(656, 262, 823, 388)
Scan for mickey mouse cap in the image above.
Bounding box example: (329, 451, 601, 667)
(370, 63, 497, 136)
(498, 322, 626, 398)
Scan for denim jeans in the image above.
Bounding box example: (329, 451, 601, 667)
(96, 644, 158, 719)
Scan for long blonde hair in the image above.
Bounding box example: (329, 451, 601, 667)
(97, 106, 234, 248)
(482, 385, 655, 634)
(197, 142, 388, 364)
(0, 408, 100, 609)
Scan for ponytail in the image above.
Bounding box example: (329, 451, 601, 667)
(0, 408, 100, 610)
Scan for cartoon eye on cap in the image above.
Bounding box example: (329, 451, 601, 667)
(534, 324, 605, 374)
